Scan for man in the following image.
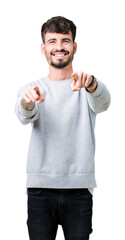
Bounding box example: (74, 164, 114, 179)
(15, 16, 111, 240)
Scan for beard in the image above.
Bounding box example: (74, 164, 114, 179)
(51, 55, 73, 69)
(45, 49, 75, 69)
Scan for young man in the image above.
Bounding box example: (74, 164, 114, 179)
(15, 16, 111, 240)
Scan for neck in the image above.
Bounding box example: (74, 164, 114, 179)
(47, 63, 73, 81)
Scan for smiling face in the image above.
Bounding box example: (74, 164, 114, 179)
(41, 31, 77, 69)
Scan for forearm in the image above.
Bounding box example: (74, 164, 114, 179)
(86, 80, 111, 113)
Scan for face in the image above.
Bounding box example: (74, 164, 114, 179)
(41, 31, 77, 69)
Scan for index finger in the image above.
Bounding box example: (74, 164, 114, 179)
(33, 86, 39, 92)
(33, 86, 42, 96)
(71, 73, 79, 88)
(73, 72, 83, 88)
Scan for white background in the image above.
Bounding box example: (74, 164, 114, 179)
(0, 0, 125, 239)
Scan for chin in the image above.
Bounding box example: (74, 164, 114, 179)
(51, 61, 69, 69)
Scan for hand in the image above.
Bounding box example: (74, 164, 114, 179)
(22, 86, 44, 104)
(71, 72, 96, 92)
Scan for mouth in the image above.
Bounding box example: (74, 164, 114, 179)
(51, 51, 69, 58)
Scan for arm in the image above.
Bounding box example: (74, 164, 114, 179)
(71, 72, 111, 113)
(86, 79, 111, 113)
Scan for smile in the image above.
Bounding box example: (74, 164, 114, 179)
(51, 52, 68, 57)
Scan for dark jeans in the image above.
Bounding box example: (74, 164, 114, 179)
(27, 188, 93, 240)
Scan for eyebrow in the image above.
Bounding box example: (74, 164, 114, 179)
(47, 38, 56, 43)
(62, 38, 71, 41)
(47, 38, 72, 43)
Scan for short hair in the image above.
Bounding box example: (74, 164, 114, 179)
(41, 16, 76, 43)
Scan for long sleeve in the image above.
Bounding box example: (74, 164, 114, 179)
(15, 83, 40, 125)
(15, 77, 111, 189)
(86, 80, 111, 113)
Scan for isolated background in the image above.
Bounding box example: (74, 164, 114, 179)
(0, 0, 125, 239)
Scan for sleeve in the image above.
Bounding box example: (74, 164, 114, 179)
(86, 79, 111, 113)
(15, 83, 40, 125)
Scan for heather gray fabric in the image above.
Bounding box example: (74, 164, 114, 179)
(15, 77, 111, 190)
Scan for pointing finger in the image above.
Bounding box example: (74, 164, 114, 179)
(73, 72, 83, 88)
(31, 89, 40, 100)
(32, 86, 44, 103)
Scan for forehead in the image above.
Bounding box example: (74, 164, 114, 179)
(44, 31, 73, 42)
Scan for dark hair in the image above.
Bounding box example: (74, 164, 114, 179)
(41, 16, 76, 43)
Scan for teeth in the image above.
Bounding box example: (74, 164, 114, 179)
(55, 54, 65, 56)
(52, 52, 67, 57)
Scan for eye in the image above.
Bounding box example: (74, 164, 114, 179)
(63, 40, 70, 43)
(49, 40, 55, 44)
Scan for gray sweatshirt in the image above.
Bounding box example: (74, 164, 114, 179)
(15, 77, 111, 190)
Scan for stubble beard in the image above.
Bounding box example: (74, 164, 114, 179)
(45, 50, 74, 69)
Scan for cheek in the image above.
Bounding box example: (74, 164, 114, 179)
(48, 48, 56, 56)
(45, 49, 51, 56)
(44, 45, 54, 54)
(45, 51, 50, 60)
(69, 45, 75, 53)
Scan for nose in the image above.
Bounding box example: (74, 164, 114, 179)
(56, 41, 63, 50)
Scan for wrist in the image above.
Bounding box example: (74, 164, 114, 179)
(21, 98, 35, 111)
(85, 76, 98, 93)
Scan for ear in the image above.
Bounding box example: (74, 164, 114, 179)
(73, 42, 77, 54)
(41, 43, 45, 55)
